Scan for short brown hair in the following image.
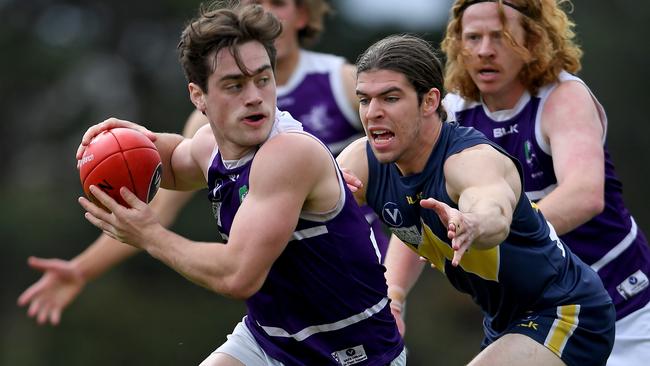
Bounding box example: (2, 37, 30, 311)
(442, 0, 583, 101)
(178, 0, 282, 92)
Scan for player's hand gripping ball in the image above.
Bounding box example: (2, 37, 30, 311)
(78, 128, 162, 210)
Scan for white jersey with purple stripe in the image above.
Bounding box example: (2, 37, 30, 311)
(205, 125, 403, 364)
(444, 71, 650, 320)
(277, 50, 362, 155)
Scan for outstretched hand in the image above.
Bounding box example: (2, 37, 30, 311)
(78, 185, 160, 249)
(420, 198, 476, 267)
(17, 257, 86, 326)
(76, 118, 157, 160)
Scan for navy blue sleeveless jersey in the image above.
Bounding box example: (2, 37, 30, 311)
(365, 122, 612, 337)
(444, 71, 650, 321)
(206, 132, 403, 365)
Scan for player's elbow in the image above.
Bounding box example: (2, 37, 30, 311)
(580, 185, 605, 219)
(218, 273, 265, 300)
(586, 193, 605, 217)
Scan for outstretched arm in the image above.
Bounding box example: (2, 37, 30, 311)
(424, 144, 521, 266)
(18, 111, 208, 326)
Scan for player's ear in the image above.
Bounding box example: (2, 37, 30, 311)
(295, 1, 310, 30)
(422, 87, 441, 117)
(188, 83, 207, 114)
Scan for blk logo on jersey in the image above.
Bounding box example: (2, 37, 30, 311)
(382, 202, 403, 227)
(493, 123, 518, 138)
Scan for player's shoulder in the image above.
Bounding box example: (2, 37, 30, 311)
(190, 124, 216, 158)
(253, 132, 334, 190)
(442, 92, 480, 120)
(299, 49, 347, 72)
(301, 49, 347, 63)
(340, 135, 368, 155)
(544, 72, 597, 116)
(261, 131, 330, 165)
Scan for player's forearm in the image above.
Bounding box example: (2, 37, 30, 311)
(71, 235, 140, 282)
(151, 132, 186, 190)
(143, 229, 254, 299)
(463, 198, 511, 249)
(73, 188, 196, 282)
(536, 184, 604, 235)
(384, 237, 425, 303)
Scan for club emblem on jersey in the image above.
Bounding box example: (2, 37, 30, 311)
(301, 104, 333, 137)
(524, 140, 544, 180)
(238, 185, 249, 203)
(524, 140, 537, 165)
(382, 202, 403, 227)
(211, 179, 224, 201)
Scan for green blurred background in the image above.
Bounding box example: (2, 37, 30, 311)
(2, 0, 648, 365)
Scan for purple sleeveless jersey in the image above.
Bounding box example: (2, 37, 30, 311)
(444, 71, 650, 320)
(277, 49, 389, 260)
(206, 132, 403, 365)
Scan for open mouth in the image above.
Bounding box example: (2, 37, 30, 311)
(370, 129, 395, 144)
(478, 66, 499, 76)
(244, 113, 265, 122)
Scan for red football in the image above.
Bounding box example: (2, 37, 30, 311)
(78, 128, 162, 210)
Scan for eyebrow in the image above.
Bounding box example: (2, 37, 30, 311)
(219, 64, 272, 82)
(356, 86, 403, 97)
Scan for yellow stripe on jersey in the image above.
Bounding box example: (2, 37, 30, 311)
(544, 304, 580, 358)
(409, 223, 500, 281)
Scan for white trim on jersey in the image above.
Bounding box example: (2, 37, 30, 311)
(591, 217, 638, 272)
(277, 50, 361, 132)
(525, 183, 558, 201)
(329, 59, 361, 130)
(257, 297, 389, 342)
(290, 226, 329, 241)
(534, 71, 609, 156)
(286, 130, 348, 223)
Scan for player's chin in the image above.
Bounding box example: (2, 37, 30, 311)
(370, 148, 399, 164)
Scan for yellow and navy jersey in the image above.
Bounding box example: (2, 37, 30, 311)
(366, 122, 611, 335)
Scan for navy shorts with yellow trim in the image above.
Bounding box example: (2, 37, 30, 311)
(483, 302, 615, 366)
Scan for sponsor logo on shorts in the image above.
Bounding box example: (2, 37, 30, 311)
(616, 269, 649, 300)
(331, 345, 368, 366)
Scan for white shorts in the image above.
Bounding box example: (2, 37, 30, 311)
(607, 301, 650, 366)
(199, 318, 283, 366)
(199, 317, 408, 366)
